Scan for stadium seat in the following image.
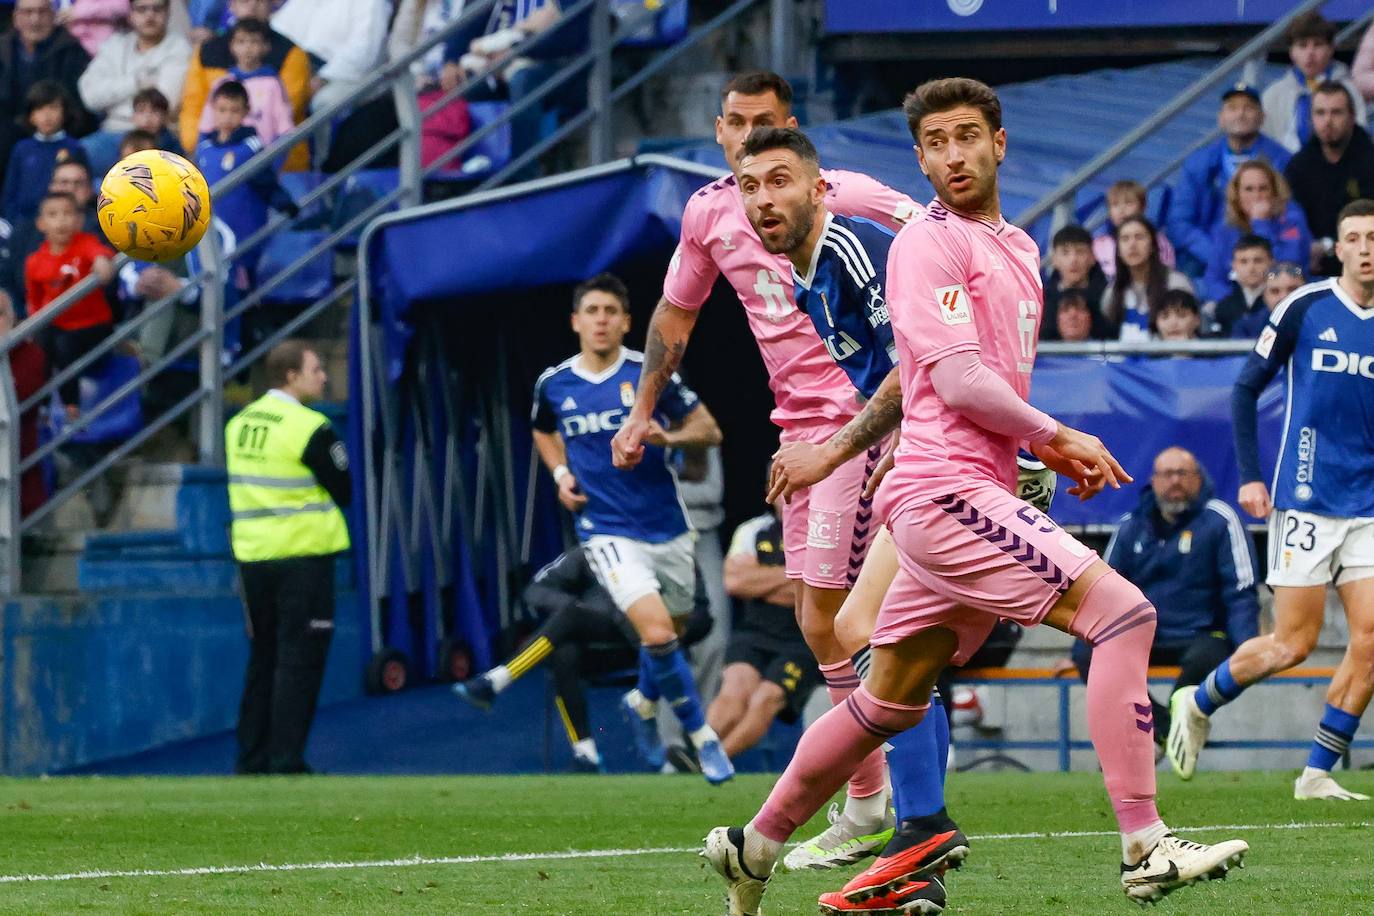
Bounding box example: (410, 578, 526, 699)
(278, 170, 328, 227)
(613, 0, 689, 48)
(50, 353, 145, 446)
(463, 102, 514, 177)
(255, 230, 334, 305)
(332, 168, 402, 250)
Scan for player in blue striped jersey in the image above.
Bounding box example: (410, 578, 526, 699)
(1168, 199, 1374, 801)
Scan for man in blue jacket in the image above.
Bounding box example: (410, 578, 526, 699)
(1072, 446, 1260, 742)
(1169, 84, 1292, 277)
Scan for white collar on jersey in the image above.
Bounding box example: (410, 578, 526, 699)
(571, 346, 628, 383)
(267, 388, 300, 405)
(793, 211, 833, 291)
(1328, 277, 1374, 320)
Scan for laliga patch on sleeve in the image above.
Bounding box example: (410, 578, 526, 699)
(1255, 326, 1277, 359)
(934, 284, 972, 325)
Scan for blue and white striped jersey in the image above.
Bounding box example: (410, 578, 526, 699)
(791, 212, 897, 399)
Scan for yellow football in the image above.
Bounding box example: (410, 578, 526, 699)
(97, 149, 212, 262)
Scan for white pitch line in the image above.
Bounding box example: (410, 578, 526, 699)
(0, 820, 1366, 885)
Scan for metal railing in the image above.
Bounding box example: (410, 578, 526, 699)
(0, 0, 761, 594)
(1013, 0, 1366, 235)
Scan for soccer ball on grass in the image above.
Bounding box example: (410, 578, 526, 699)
(97, 150, 212, 262)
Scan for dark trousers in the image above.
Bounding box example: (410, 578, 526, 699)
(46, 323, 112, 409)
(523, 603, 635, 744)
(1073, 631, 1232, 740)
(235, 555, 336, 774)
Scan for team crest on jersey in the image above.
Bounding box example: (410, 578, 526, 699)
(936, 284, 972, 325)
(1178, 531, 1192, 554)
(619, 381, 635, 407)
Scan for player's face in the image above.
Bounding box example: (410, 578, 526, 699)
(1151, 449, 1201, 505)
(571, 291, 630, 356)
(37, 198, 79, 243)
(1218, 96, 1262, 140)
(1116, 222, 1152, 268)
(1312, 91, 1354, 147)
(1056, 303, 1092, 341)
(1231, 246, 1272, 289)
(288, 350, 328, 401)
(715, 92, 796, 168)
(49, 164, 91, 207)
(914, 105, 1005, 216)
(1154, 306, 1199, 342)
(1051, 242, 1093, 286)
(1263, 269, 1302, 308)
(1336, 215, 1374, 285)
(738, 150, 824, 255)
(1290, 36, 1333, 79)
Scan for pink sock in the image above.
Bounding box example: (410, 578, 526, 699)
(1070, 572, 1162, 834)
(820, 659, 888, 800)
(752, 685, 926, 843)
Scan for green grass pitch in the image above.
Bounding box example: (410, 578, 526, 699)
(0, 770, 1370, 914)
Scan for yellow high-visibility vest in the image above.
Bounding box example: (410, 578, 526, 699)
(225, 392, 350, 562)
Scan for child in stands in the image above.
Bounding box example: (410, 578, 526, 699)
(197, 18, 295, 150)
(3, 81, 89, 221)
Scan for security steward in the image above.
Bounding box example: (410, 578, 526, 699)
(226, 340, 350, 775)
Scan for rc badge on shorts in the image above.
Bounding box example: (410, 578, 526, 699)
(807, 508, 841, 549)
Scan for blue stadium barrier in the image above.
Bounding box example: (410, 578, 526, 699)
(256, 230, 334, 305)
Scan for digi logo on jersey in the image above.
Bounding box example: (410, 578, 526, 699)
(1311, 348, 1374, 378)
(561, 408, 626, 437)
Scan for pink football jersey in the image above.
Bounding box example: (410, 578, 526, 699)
(664, 169, 920, 429)
(876, 199, 1046, 520)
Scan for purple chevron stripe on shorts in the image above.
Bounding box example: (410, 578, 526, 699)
(846, 444, 884, 588)
(936, 495, 1070, 592)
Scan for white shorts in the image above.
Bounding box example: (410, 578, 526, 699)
(1267, 509, 1374, 588)
(584, 532, 697, 616)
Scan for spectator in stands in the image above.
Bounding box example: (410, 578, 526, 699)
(270, 0, 389, 117)
(194, 80, 295, 293)
(0, 289, 47, 518)
(1101, 215, 1193, 342)
(1264, 11, 1367, 153)
(1054, 290, 1097, 343)
(1072, 446, 1259, 743)
(1151, 289, 1201, 342)
(129, 87, 184, 154)
(384, 0, 472, 174)
(3, 80, 87, 220)
(25, 191, 115, 417)
(707, 501, 819, 758)
(1041, 224, 1107, 341)
(1352, 16, 1374, 106)
(1092, 180, 1175, 281)
(187, 0, 231, 42)
(196, 18, 293, 149)
(1284, 81, 1374, 277)
(77, 0, 191, 177)
(441, 0, 590, 180)
(55, 0, 129, 57)
(0, 0, 96, 188)
(1231, 261, 1304, 339)
(1204, 234, 1272, 338)
(1202, 160, 1309, 303)
(180, 0, 309, 170)
(0, 157, 98, 306)
(1168, 83, 1291, 276)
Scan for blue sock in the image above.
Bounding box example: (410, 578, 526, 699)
(636, 649, 661, 703)
(1307, 704, 1362, 772)
(887, 695, 949, 821)
(1194, 659, 1244, 715)
(645, 639, 705, 732)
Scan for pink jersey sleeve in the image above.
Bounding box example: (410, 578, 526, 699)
(887, 221, 981, 367)
(928, 350, 1057, 445)
(663, 194, 721, 312)
(823, 169, 922, 231)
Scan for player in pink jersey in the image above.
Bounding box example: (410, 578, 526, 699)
(611, 72, 927, 868)
(703, 78, 1249, 916)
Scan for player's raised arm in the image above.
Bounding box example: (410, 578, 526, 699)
(612, 296, 700, 468)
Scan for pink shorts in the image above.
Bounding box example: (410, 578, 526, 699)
(870, 484, 1099, 665)
(779, 425, 883, 590)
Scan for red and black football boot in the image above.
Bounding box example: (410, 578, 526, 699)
(818, 873, 946, 915)
(840, 813, 969, 904)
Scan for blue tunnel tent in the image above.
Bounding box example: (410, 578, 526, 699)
(353, 155, 1286, 686)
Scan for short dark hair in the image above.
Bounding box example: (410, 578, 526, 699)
(572, 272, 630, 313)
(1337, 198, 1374, 229)
(1233, 233, 1273, 257)
(21, 79, 71, 129)
(132, 87, 171, 113)
(720, 71, 793, 107)
(211, 80, 250, 108)
(1057, 289, 1090, 312)
(903, 77, 1002, 144)
(229, 17, 272, 43)
(120, 129, 159, 154)
(1051, 224, 1092, 249)
(1313, 80, 1355, 114)
(1287, 10, 1335, 45)
(1158, 289, 1199, 314)
(51, 158, 91, 180)
(740, 126, 819, 168)
(265, 340, 316, 389)
(38, 191, 78, 213)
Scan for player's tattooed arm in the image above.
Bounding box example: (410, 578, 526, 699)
(612, 297, 698, 469)
(824, 367, 903, 464)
